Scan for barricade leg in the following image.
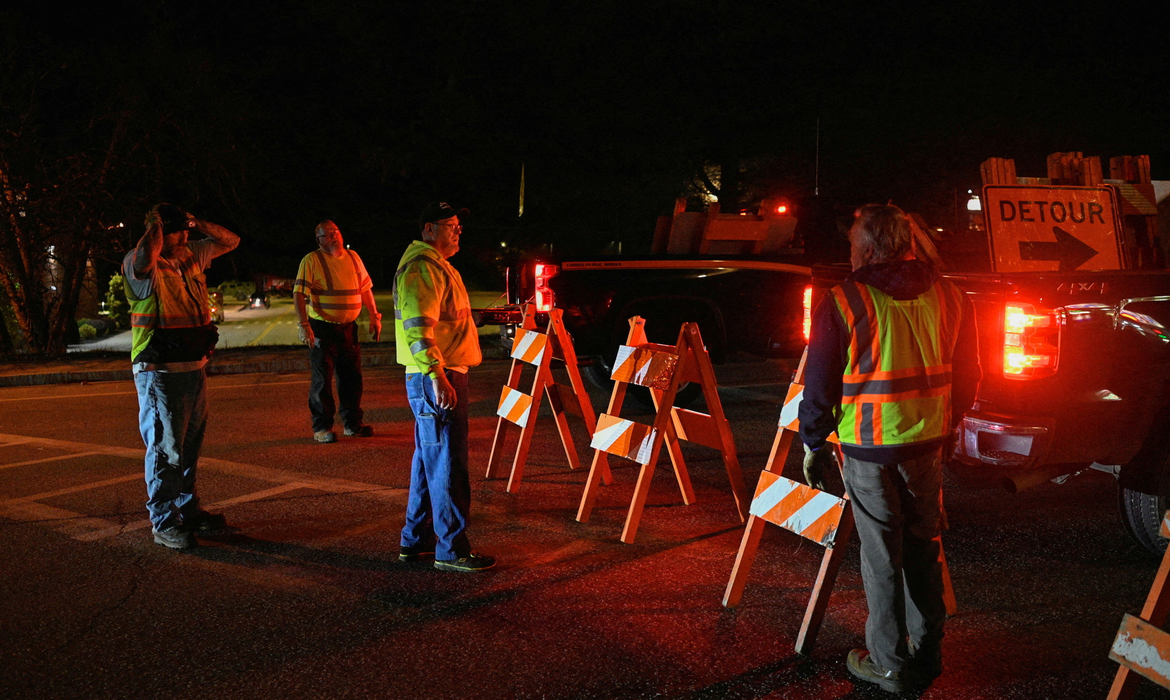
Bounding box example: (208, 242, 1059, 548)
(723, 515, 767, 607)
(795, 504, 856, 655)
(1108, 534, 1170, 700)
(545, 375, 582, 472)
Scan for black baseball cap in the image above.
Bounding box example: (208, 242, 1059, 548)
(419, 202, 469, 229)
(155, 203, 195, 234)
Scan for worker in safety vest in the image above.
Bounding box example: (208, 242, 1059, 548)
(293, 221, 382, 444)
(123, 203, 240, 549)
(393, 201, 492, 573)
(798, 204, 980, 693)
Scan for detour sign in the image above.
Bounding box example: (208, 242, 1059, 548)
(984, 185, 1123, 273)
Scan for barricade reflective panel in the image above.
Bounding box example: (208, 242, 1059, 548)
(778, 383, 840, 444)
(497, 386, 534, 428)
(610, 345, 678, 389)
(749, 471, 846, 547)
(511, 328, 548, 366)
(1107, 510, 1170, 698)
(590, 414, 657, 465)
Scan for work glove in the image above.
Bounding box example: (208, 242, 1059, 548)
(802, 444, 836, 492)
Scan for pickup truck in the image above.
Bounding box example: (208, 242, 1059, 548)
(497, 197, 821, 406)
(811, 154, 1170, 555)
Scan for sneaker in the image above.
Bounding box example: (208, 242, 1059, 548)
(846, 648, 914, 693)
(344, 424, 374, 437)
(152, 526, 195, 550)
(398, 541, 437, 562)
(434, 553, 496, 572)
(313, 430, 337, 443)
(184, 510, 228, 534)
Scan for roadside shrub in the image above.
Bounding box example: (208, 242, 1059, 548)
(78, 322, 97, 340)
(105, 273, 130, 329)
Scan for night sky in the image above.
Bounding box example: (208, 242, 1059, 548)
(3, 0, 1167, 286)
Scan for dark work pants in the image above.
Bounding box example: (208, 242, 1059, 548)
(308, 318, 363, 432)
(842, 448, 946, 673)
(401, 370, 472, 560)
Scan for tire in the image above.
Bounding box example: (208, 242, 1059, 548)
(1120, 486, 1169, 557)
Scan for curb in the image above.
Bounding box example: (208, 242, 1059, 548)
(0, 340, 510, 388)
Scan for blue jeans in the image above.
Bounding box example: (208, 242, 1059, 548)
(401, 370, 471, 560)
(842, 449, 946, 673)
(135, 368, 208, 530)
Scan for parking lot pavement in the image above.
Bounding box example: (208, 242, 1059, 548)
(0, 360, 1166, 699)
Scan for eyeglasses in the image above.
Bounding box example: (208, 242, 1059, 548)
(433, 222, 462, 230)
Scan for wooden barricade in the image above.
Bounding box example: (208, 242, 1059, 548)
(1107, 511, 1170, 699)
(722, 349, 957, 655)
(576, 316, 749, 544)
(485, 304, 609, 493)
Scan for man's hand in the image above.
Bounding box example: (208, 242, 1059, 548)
(298, 322, 316, 347)
(431, 371, 457, 410)
(802, 444, 837, 492)
(369, 312, 382, 342)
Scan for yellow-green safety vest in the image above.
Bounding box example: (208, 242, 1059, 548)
(392, 240, 481, 376)
(125, 249, 212, 361)
(830, 278, 965, 448)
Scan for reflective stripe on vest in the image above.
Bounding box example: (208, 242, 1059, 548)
(831, 279, 964, 447)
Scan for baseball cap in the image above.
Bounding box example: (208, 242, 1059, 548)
(419, 202, 469, 229)
(155, 204, 195, 234)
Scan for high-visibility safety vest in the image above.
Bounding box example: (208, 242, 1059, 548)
(393, 240, 481, 376)
(124, 249, 213, 362)
(830, 278, 965, 448)
(293, 249, 372, 324)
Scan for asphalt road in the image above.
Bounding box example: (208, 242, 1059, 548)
(0, 358, 1166, 699)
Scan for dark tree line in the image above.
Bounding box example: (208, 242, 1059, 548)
(3, 0, 1167, 355)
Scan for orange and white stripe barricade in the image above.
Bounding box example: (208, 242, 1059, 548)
(576, 316, 749, 544)
(1107, 511, 1170, 699)
(485, 304, 607, 493)
(723, 348, 956, 656)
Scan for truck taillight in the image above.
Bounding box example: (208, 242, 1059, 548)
(1003, 302, 1059, 379)
(533, 263, 558, 312)
(802, 285, 812, 343)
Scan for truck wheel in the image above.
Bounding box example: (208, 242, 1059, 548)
(582, 356, 703, 410)
(1120, 486, 1169, 556)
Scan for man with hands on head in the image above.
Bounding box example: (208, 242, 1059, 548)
(798, 204, 980, 693)
(293, 220, 381, 444)
(123, 204, 239, 550)
(394, 202, 494, 573)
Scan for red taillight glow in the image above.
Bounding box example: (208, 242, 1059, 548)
(777, 204, 788, 215)
(533, 263, 558, 312)
(802, 285, 813, 344)
(1003, 302, 1059, 379)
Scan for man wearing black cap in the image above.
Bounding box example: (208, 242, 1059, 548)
(123, 204, 239, 549)
(393, 202, 493, 572)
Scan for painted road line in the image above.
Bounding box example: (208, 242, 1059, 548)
(0, 473, 142, 505)
(0, 451, 103, 471)
(247, 305, 295, 346)
(0, 379, 313, 403)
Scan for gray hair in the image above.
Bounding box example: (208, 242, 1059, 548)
(850, 204, 911, 265)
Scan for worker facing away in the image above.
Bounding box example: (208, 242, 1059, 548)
(798, 203, 981, 693)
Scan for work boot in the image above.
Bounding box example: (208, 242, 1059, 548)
(152, 526, 195, 550)
(313, 430, 337, 444)
(344, 424, 374, 437)
(434, 553, 496, 572)
(846, 648, 913, 693)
